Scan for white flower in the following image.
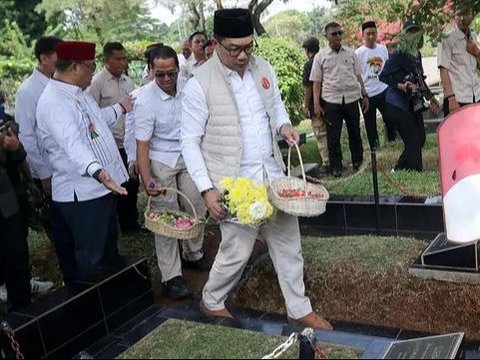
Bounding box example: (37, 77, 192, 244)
(249, 202, 267, 221)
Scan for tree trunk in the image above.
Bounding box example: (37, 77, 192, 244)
(213, 0, 223, 10)
(187, 0, 205, 31)
(248, 0, 274, 36)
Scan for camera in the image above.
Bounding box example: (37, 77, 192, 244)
(404, 74, 430, 113)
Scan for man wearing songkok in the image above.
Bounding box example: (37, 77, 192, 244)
(135, 46, 209, 300)
(181, 8, 332, 330)
(356, 21, 396, 149)
(37, 41, 133, 286)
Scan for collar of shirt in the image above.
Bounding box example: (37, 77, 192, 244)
(223, 61, 254, 78)
(33, 67, 50, 87)
(50, 78, 82, 98)
(152, 78, 185, 101)
(327, 45, 347, 54)
(102, 67, 127, 82)
(452, 24, 476, 41)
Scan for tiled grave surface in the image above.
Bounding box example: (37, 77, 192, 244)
(1, 257, 153, 359)
(300, 196, 443, 239)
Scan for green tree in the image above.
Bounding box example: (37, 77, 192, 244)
(36, 0, 167, 44)
(0, 0, 48, 44)
(255, 37, 305, 125)
(265, 10, 311, 44)
(0, 21, 36, 105)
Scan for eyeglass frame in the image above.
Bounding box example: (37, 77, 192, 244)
(154, 70, 179, 79)
(217, 38, 258, 57)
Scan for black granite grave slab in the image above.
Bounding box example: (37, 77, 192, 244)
(299, 196, 443, 239)
(0, 257, 153, 359)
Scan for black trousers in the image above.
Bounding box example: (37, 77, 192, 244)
(52, 193, 121, 284)
(364, 89, 397, 149)
(0, 211, 31, 310)
(323, 99, 364, 171)
(33, 179, 53, 241)
(118, 148, 140, 233)
(387, 105, 425, 171)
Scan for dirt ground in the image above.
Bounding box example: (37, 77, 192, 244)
(231, 236, 480, 341)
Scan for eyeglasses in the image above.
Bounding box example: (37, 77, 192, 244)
(218, 39, 257, 57)
(330, 31, 344, 37)
(78, 61, 96, 71)
(155, 71, 178, 79)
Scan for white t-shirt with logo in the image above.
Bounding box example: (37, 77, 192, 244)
(356, 44, 389, 97)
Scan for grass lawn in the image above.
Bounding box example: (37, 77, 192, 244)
(232, 235, 480, 341)
(291, 120, 440, 197)
(118, 318, 363, 359)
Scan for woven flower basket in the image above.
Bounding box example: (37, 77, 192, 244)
(269, 142, 329, 217)
(144, 187, 203, 240)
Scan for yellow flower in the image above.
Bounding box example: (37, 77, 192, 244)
(219, 177, 274, 226)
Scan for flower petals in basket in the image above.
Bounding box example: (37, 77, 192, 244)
(144, 188, 203, 240)
(269, 142, 329, 217)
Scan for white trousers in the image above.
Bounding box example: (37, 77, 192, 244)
(150, 158, 206, 282)
(202, 211, 312, 319)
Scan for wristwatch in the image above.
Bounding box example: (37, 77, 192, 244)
(201, 188, 214, 198)
(92, 169, 103, 183)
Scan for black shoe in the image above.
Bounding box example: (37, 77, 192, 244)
(331, 168, 342, 178)
(162, 276, 192, 300)
(183, 256, 213, 271)
(353, 162, 362, 171)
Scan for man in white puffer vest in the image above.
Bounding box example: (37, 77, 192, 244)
(181, 8, 332, 330)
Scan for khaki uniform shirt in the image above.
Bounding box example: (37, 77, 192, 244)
(438, 25, 480, 104)
(88, 68, 135, 148)
(309, 45, 362, 104)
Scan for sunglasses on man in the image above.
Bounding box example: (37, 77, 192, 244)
(330, 31, 343, 37)
(155, 71, 178, 79)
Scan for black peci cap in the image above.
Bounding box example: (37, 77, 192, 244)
(214, 8, 254, 38)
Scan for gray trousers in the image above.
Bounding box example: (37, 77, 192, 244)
(150, 158, 206, 282)
(202, 211, 313, 319)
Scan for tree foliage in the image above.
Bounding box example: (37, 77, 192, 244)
(36, 0, 167, 44)
(0, 21, 36, 105)
(0, 0, 48, 44)
(255, 37, 305, 125)
(265, 10, 311, 43)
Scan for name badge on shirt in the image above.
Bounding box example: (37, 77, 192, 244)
(88, 122, 99, 140)
(261, 77, 271, 90)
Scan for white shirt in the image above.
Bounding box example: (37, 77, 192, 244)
(134, 79, 186, 168)
(37, 79, 128, 202)
(15, 68, 52, 180)
(356, 44, 389, 97)
(124, 86, 146, 163)
(181, 63, 290, 193)
(179, 55, 203, 80)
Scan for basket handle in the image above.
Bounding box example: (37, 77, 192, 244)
(287, 141, 307, 187)
(146, 187, 199, 222)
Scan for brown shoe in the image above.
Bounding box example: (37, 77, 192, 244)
(288, 312, 333, 331)
(199, 301, 233, 318)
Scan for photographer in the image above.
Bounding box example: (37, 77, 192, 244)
(379, 20, 440, 171)
(0, 110, 31, 312)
